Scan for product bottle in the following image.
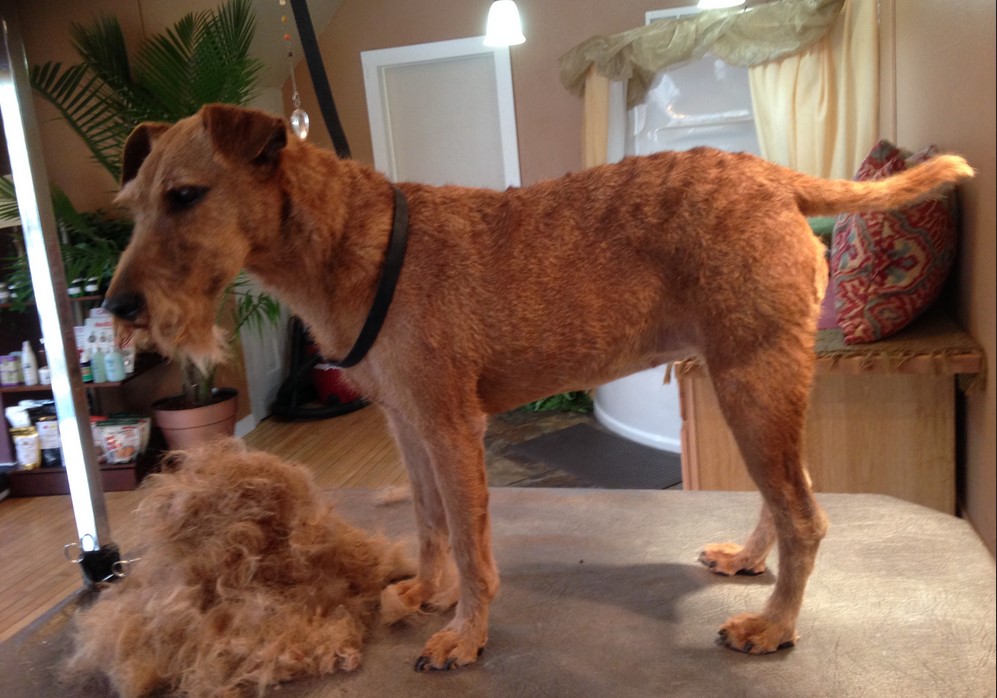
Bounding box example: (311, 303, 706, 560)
(80, 350, 93, 383)
(21, 340, 39, 386)
(103, 346, 126, 382)
(36, 415, 63, 468)
(11, 425, 41, 469)
(90, 347, 106, 383)
(38, 338, 49, 383)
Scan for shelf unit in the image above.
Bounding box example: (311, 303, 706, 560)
(2, 292, 164, 495)
(0, 351, 163, 395)
(1, 352, 164, 493)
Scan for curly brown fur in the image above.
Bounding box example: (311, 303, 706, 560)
(64, 439, 412, 697)
(104, 104, 975, 670)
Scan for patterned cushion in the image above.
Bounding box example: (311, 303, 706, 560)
(831, 140, 958, 344)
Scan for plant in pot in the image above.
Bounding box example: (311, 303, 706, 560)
(6, 0, 280, 447)
(1, 181, 133, 310)
(151, 274, 280, 448)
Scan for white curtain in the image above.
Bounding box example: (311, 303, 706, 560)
(748, 0, 878, 178)
(582, 66, 612, 169)
(577, 0, 878, 179)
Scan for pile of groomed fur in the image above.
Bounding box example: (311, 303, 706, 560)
(65, 438, 413, 697)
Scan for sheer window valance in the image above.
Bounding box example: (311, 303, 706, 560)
(559, 0, 846, 108)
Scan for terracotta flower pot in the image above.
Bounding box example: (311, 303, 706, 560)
(151, 388, 238, 450)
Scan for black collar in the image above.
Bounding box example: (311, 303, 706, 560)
(326, 186, 409, 368)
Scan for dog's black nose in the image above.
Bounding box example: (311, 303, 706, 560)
(102, 291, 146, 322)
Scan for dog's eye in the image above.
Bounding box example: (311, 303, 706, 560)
(166, 186, 209, 210)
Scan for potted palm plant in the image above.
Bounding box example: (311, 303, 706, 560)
(6, 0, 280, 447)
(1, 182, 132, 311)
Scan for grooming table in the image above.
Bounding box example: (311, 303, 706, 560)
(2, 489, 994, 696)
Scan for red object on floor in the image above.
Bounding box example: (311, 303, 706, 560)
(312, 362, 361, 404)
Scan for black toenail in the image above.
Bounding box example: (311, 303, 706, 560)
(414, 656, 430, 672)
(744, 642, 754, 652)
(444, 658, 456, 670)
(735, 568, 763, 576)
(778, 640, 796, 650)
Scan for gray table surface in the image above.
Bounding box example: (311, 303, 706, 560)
(2, 488, 994, 697)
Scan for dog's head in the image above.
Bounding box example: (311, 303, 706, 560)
(104, 104, 289, 366)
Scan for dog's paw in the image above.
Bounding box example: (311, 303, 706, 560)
(381, 578, 428, 624)
(698, 543, 767, 576)
(414, 625, 486, 671)
(381, 576, 458, 624)
(716, 612, 797, 654)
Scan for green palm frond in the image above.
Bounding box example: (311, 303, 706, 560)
(2, 186, 132, 306)
(27, 0, 261, 181)
(5, 0, 279, 404)
(228, 271, 283, 336)
(30, 58, 131, 179)
(0, 176, 19, 222)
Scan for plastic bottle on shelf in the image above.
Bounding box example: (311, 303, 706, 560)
(1, 354, 19, 386)
(21, 340, 39, 386)
(104, 345, 126, 382)
(90, 347, 106, 383)
(79, 350, 93, 383)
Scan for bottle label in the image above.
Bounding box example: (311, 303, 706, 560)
(104, 350, 126, 382)
(37, 420, 61, 449)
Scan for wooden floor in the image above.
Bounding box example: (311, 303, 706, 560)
(0, 405, 404, 643)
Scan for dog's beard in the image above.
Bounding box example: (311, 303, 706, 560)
(114, 293, 229, 374)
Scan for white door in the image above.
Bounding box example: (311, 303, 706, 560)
(362, 36, 520, 188)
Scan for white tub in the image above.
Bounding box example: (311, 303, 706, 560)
(594, 366, 682, 453)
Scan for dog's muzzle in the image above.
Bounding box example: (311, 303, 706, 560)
(102, 291, 147, 323)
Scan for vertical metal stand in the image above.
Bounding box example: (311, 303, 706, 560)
(0, 1, 118, 586)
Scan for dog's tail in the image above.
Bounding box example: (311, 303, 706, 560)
(791, 154, 974, 217)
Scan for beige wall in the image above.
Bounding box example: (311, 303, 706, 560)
(889, 0, 996, 555)
(291, 0, 688, 183)
(15, 0, 145, 211)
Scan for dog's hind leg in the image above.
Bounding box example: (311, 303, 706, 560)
(699, 502, 775, 576)
(700, 340, 828, 654)
(386, 406, 499, 670)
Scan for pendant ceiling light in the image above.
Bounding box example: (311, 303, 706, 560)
(484, 1, 525, 47)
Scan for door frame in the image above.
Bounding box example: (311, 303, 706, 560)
(361, 36, 520, 187)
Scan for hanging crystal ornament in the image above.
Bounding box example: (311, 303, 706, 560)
(280, 0, 310, 140)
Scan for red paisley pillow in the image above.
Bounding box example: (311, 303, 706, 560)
(831, 140, 959, 344)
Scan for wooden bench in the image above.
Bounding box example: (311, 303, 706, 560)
(677, 311, 984, 514)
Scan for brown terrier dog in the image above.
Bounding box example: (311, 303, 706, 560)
(104, 104, 973, 671)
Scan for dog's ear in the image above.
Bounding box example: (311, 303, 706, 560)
(121, 123, 170, 186)
(201, 103, 288, 167)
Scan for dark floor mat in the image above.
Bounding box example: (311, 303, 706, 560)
(506, 423, 682, 490)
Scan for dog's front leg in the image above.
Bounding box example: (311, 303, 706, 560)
(381, 411, 459, 622)
(382, 406, 498, 671)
